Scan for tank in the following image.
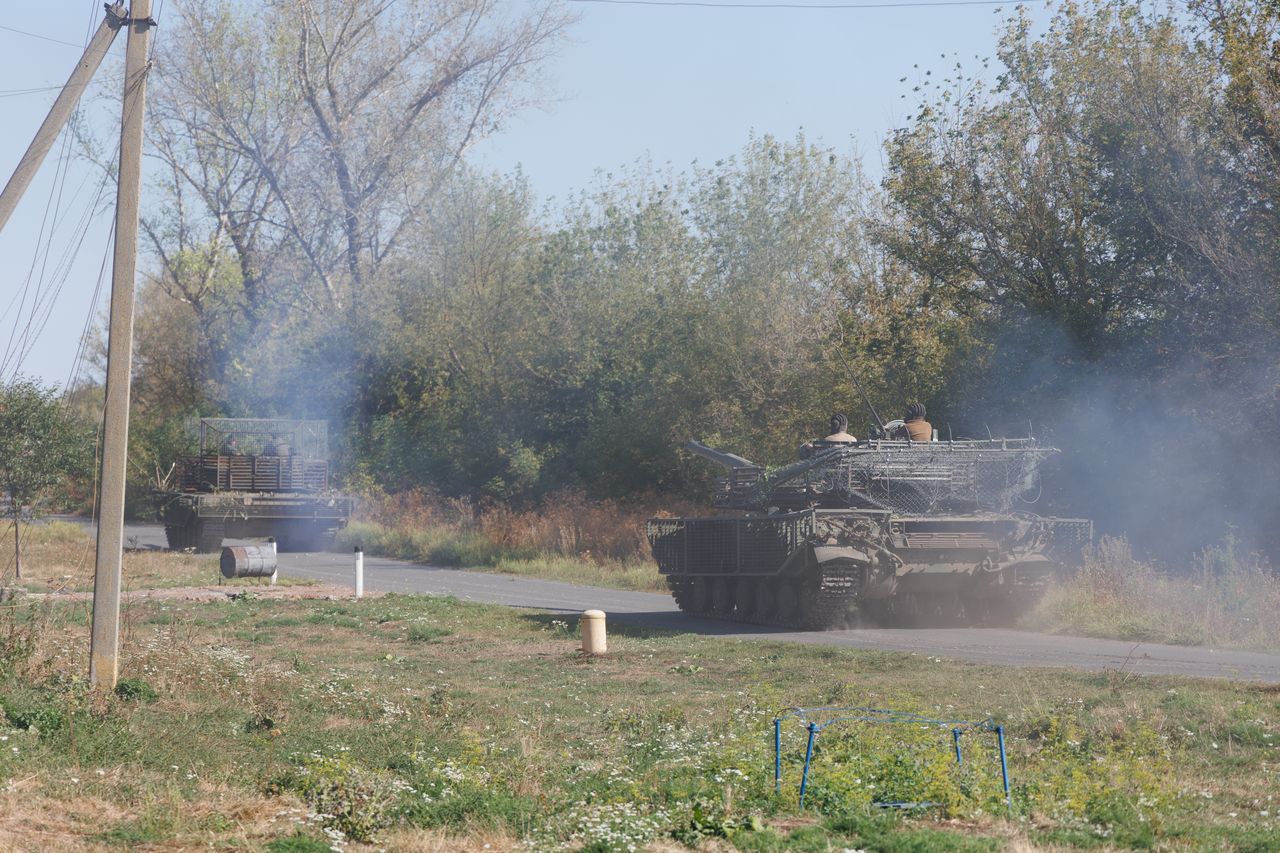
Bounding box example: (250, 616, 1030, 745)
(646, 434, 1091, 628)
(152, 418, 354, 553)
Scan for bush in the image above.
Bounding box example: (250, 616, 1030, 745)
(273, 753, 405, 842)
(0, 688, 64, 735)
(114, 677, 158, 704)
(346, 487, 672, 564)
(1031, 536, 1280, 649)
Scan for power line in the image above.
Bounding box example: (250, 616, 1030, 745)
(0, 23, 87, 50)
(0, 86, 68, 98)
(569, 0, 1011, 7)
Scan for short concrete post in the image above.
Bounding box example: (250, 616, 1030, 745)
(581, 609, 607, 654)
(267, 538, 278, 586)
(354, 546, 364, 600)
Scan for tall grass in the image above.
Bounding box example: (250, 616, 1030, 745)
(336, 489, 689, 592)
(1031, 536, 1280, 649)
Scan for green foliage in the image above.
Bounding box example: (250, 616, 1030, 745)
(264, 833, 334, 853)
(114, 678, 159, 704)
(0, 379, 94, 573)
(881, 0, 1280, 558)
(273, 753, 404, 842)
(0, 687, 64, 736)
(406, 624, 450, 644)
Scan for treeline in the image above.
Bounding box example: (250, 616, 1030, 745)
(114, 0, 1280, 563)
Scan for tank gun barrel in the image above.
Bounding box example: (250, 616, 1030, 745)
(684, 440, 761, 471)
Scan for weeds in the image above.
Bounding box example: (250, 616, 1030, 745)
(336, 488, 692, 592)
(1032, 536, 1280, 650)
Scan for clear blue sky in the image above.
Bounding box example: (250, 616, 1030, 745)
(2, 0, 1050, 387)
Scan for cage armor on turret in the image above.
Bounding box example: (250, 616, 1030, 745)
(647, 432, 1091, 629)
(152, 418, 354, 554)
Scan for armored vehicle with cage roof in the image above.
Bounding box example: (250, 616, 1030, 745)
(152, 418, 354, 553)
(646, 432, 1090, 628)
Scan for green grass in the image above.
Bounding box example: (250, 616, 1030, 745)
(1, 587, 1277, 850)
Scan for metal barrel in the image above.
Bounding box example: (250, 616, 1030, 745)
(220, 542, 279, 578)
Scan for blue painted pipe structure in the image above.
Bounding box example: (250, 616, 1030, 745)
(772, 706, 1012, 813)
(774, 717, 782, 794)
(996, 725, 1011, 811)
(798, 722, 817, 808)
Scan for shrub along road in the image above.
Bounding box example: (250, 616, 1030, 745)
(118, 522, 1280, 682)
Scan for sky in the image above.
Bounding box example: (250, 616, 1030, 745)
(1, 0, 1051, 388)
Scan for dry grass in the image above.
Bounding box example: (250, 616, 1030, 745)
(340, 488, 691, 592)
(356, 487, 696, 563)
(2, 521, 313, 595)
(1030, 537, 1280, 650)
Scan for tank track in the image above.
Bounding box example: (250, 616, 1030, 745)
(667, 561, 866, 630)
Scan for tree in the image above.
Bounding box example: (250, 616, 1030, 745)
(144, 0, 573, 320)
(0, 379, 94, 580)
(879, 0, 1280, 559)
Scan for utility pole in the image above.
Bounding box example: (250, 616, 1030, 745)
(0, 5, 126, 235)
(90, 1, 155, 690)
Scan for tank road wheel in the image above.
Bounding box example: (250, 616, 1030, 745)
(277, 526, 336, 553)
(892, 592, 923, 628)
(710, 578, 735, 616)
(773, 580, 799, 625)
(178, 518, 200, 552)
(194, 520, 225, 554)
(689, 578, 713, 615)
(750, 579, 774, 622)
(310, 528, 337, 553)
(939, 592, 968, 627)
(667, 577, 694, 613)
(793, 575, 831, 630)
(974, 595, 1020, 628)
(734, 580, 754, 617)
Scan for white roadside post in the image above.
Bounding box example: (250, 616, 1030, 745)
(581, 610, 607, 655)
(354, 546, 364, 600)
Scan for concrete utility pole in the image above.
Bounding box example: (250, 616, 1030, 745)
(0, 5, 126, 236)
(90, 1, 155, 690)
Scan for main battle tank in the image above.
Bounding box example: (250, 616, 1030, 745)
(152, 418, 354, 553)
(646, 432, 1091, 628)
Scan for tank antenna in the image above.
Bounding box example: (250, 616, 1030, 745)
(830, 346, 885, 434)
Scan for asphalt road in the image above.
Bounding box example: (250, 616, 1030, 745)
(116, 522, 1280, 683)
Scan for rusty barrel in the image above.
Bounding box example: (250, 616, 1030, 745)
(220, 541, 278, 579)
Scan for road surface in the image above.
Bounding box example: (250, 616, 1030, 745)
(114, 522, 1280, 682)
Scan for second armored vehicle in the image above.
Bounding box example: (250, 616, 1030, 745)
(647, 432, 1090, 629)
(153, 418, 354, 553)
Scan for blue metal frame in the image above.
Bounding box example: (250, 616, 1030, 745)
(771, 705, 1012, 812)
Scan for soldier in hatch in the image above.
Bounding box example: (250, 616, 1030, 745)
(799, 413, 857, 458)
(902, 402, 932, 441)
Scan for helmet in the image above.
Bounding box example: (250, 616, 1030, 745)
(829, 413, 849, 435)
(905, 402, 927, 421)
